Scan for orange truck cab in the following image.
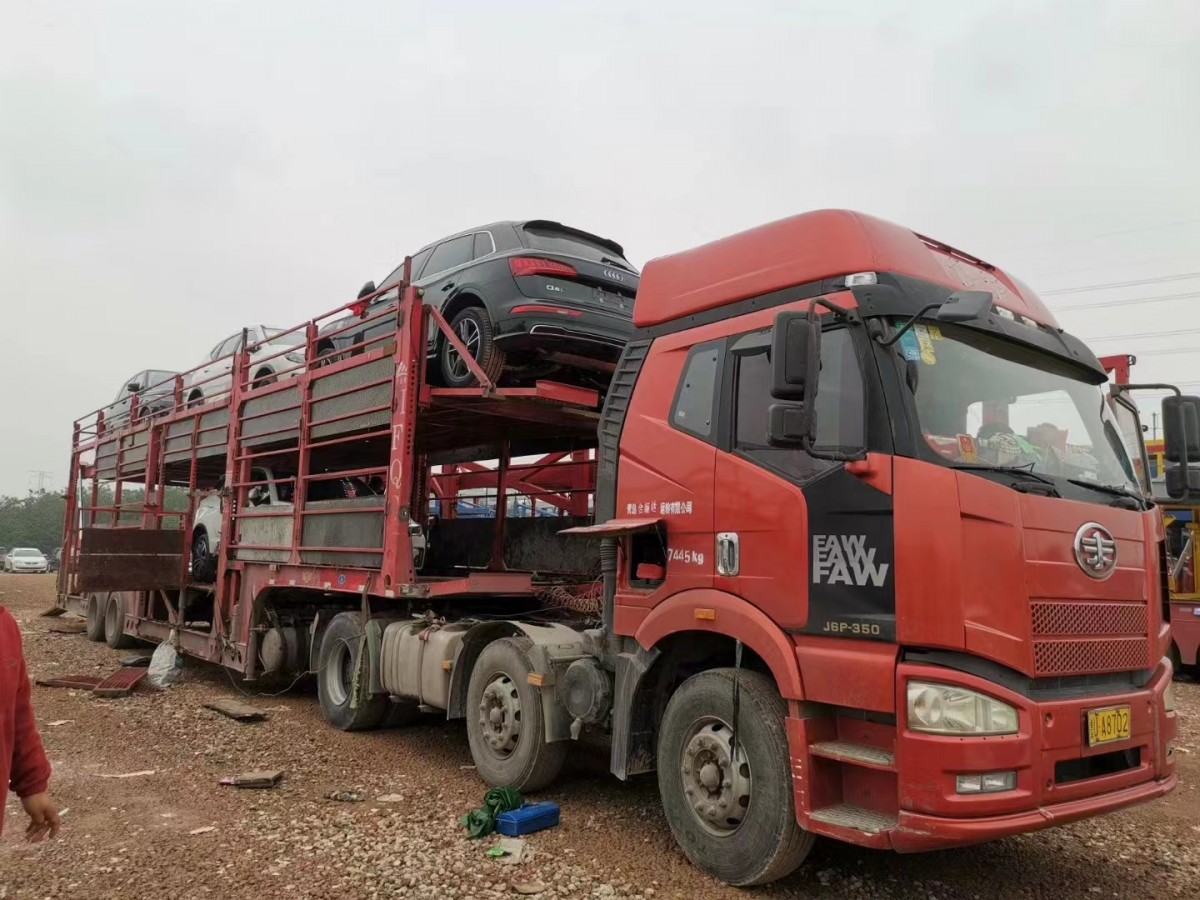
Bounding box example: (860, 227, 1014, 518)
(592, 210, 1189, 884)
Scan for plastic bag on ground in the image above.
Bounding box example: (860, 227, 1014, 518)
(148, 636, 183, 688)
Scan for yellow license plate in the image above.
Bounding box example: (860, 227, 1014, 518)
(1086, 706, 1131, 747)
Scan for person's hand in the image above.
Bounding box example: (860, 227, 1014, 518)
(21, 792, 60, 842)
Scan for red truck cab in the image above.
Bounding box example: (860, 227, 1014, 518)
(595, 210, 1179, 883)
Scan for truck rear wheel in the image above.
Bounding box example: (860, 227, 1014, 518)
(466, 637, 565, 792)
(317, 612, 388, 731)
(104, 593, 137, 649)
(657, 669, 814, 886)
(85, 593, 108, 642)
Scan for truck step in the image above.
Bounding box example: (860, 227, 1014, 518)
(809, 804, 897, 835)
(809, 740, 895, 770)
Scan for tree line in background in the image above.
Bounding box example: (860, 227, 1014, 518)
(0, 487, 191, 553)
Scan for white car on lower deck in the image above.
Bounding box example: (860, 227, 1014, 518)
(190, 468, 425, 583)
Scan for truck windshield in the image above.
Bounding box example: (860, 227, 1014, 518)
(898, 320, 1141, 494)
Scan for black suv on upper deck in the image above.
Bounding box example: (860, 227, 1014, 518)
(316, 220, 639, 387)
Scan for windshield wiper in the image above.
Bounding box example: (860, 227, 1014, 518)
(951, 463, 1053, 483)
(600, 256, 635, 273)
(950, 463, 1060, 495)
(1065, 478, 1146, 509)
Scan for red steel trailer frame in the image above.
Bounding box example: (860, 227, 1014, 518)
(58, 270, 603, 674)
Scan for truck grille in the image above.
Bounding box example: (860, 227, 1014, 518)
(1031, 600, 1148, 676)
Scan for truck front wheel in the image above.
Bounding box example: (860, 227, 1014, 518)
(657, 669, 814, 886)
(317, 612, 388, 731)
(466, 637, 565, 792)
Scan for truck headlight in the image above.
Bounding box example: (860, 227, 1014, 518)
(907, 681, 1019, 736)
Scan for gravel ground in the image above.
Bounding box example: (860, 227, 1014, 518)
(2, 573, 1198, 899)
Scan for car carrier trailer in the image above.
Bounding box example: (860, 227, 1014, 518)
(58, 210, 1195, 886)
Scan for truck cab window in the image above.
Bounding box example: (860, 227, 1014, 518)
(734, 328, 864, 481)
(671, 342, 722, 440)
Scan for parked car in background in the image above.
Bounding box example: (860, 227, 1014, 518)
(184, 326, 306, 406)
(101, 369, 178, 430)
(316, 220, 639, 388)
(190, 468, 425, 583)
(4, 548, 48, 573)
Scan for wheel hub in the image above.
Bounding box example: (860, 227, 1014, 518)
(447, 319, 482, 378)
(680, 719, 752, 835)
(478, 674, 521, 756)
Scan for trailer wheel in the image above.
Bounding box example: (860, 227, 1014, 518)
(192, 529, 217, 584)
(317, 612, 388, 731)
(104, 594, 137, 649)
(466, 637, 565, 792)
(85, 593, 108, 642)
(657, 669, 814, 886)
(440, 307, 505, 389)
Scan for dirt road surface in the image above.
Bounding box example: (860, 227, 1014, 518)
(2, 573, 1198, 899)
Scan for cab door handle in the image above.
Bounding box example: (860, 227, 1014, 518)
(717, 532, 740, 576)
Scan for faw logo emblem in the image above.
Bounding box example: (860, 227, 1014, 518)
(1074, 522, 1116, 579)
(812, 535, 890, 587)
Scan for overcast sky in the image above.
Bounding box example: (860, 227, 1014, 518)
(1, 0, 1198, 496)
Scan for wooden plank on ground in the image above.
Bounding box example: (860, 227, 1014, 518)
(204, 698, 267, 722)
(36, 675, 104, 689)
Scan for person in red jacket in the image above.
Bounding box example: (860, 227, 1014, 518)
(1, 606, 58, 841)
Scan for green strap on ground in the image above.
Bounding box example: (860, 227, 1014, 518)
(460, 786, 523, 838)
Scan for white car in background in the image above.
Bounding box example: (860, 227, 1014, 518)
(4, 548, 48, 573)
(190, 468, 425, 583)
(183, 325, 307, 407)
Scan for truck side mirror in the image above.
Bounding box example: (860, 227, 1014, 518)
(770, 312, 820, 401)
(1165, 465, 1200, 500)
(1163, 396, 1200, 463)
(1163, 395, 1200, 499)
(768, 311, 821, 447)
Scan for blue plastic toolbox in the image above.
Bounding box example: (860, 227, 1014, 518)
(495, 801, 561, 836)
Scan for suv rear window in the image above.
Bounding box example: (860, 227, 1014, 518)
(518, 224, 634, 269)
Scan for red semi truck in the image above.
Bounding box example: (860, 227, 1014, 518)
(59, 210, 1193, 886)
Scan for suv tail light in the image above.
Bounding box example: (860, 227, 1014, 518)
(509, 257, 578, 279)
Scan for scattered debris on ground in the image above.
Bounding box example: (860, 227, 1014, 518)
(93, 667, 147, 697)
(35, 674, 103, 689)
(204, 698, 267, 721)
(47, 619, 86, 634)
(462, 786, 524, 838)
(219, 770, 283, 789)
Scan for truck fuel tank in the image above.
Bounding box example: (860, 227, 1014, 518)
(379, 619, 471, 710)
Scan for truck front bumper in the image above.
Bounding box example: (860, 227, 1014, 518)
(888, 659, 1177, 850)
(891, 771, 1176, 851)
